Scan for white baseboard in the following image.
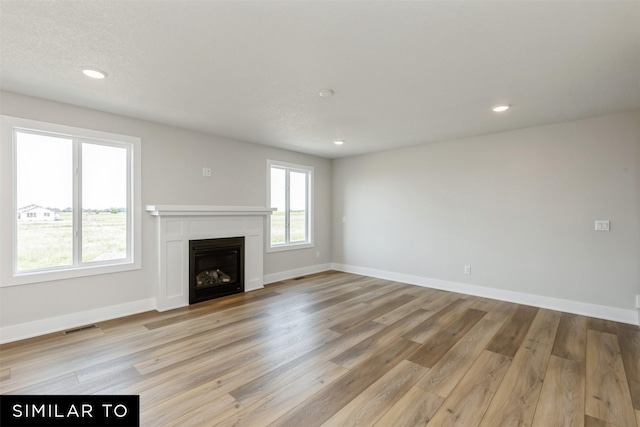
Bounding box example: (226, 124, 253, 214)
(264, 263, 332, 285)
(0, 298, 157, 344)
(332, 263, 639, 326)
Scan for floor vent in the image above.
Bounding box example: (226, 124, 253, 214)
(293, 276, 306, 281)
(63, 325, 97, 335)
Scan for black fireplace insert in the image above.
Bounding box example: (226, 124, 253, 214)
(189, 237, 244, 304)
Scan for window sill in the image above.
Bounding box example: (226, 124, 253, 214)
(5, 260, 141, 287)
(267, 242, 314, 253)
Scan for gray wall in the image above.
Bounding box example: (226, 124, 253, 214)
(0, 91, 332, 327)
(2, 90, 638, 331)
(332, 110, 640, 312)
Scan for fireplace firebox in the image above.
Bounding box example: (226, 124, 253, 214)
(189, 237, 244, 304)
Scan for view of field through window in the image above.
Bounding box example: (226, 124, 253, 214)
(16, 131, 128, 271)
(270, 166, 308, 246)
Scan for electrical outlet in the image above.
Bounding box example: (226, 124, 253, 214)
(316, 251, 320, 258)
(464, 265, 471, 275)
(594, 220, 610, 231)
(202, 167, 211, 177)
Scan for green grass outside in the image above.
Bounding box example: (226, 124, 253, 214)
(18, 210, 305, 270)
(17, 212, 126, 271)
(271, 211, 307, 245)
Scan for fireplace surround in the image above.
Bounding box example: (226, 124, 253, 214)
(146, 205, 274, 311)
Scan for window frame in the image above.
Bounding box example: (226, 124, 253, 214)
(266, 159, 314, 252)
(1, 115, 142, 287)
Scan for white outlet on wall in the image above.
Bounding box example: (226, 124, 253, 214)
(316, 251, 320, 258)
(464, 265, 471, 275)
(202, 167, 211, 177)
(594, 220, 610, 231)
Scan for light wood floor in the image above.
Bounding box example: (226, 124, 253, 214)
(1, 271, 638, 427)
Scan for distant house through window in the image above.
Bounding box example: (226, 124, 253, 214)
(267, 160, 313, 251)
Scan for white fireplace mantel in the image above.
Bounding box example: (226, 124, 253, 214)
(146, 205, 275, 311)
(146, 205, 275, 217)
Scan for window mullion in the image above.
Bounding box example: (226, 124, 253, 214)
(305, 171, 310, 242)
(126, 145, 133, 260)
(285, 169, 290, 244)
(73, 140, 82, 266)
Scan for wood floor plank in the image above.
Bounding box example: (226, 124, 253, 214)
(427, 350, 511, 427)
(268, 338, 420, 427)
(143, 290, 282, 330)
(321, 360, 428, 426)
(299, 289, 364, 314)
(0, 368, 10, 381)
(141, 382, 242, 427)
(331, 308, 434, 369)
(61, 367, 141, 396)
(329, 293, 415, 334)
(479, 308, 560, 427)
(8, 372, 80, 395)
(217, 361, 348, 427)
(485, 304, 539, 357)
(586, 317, 618, 334)
(372, 386, 444, 427)
(584, 415, 619, 427)
(416, 315, 507, 397)
(585, 330, 636, 427)
(408, 308, 486, 368)
(470, 297, 499, 312)
(616, 323, 640, 411)
(373, 290, 441, 325)
(227, 320, 386, 406)
(135, 324, 344, 408)
(402, 298, 476, 344)
(532, 355, 585, 427)
(163, 394, 244, 427)
(552, 312, 587, 362)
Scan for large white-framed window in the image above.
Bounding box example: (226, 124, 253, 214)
(267, 160, 313, 252)
(1, 116, 142, 286)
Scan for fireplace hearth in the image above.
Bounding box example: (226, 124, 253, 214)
(189, 237, 244, 304)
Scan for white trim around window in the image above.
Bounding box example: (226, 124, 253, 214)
(0, 115, 142, 287)
(266, 159, 314, 252)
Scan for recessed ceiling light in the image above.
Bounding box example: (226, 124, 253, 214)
(334, 140, 344, 145)
(319, 89, 334, 97)
(492, 104, 510, 112)
(82, 67, 107, 79)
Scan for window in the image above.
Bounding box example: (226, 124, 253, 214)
(267, 160, 313, 251)
(2, 116, 141, 285)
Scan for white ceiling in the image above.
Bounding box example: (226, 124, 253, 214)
(1, 1, 639, 158)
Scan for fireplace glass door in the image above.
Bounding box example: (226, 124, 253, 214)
(189, 237, 244, 304)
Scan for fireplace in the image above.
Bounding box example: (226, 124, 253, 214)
(189, 237, 244, 304)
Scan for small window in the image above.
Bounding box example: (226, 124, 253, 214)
(3, 116, 142, 286)
(267, 160, 313, 251)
